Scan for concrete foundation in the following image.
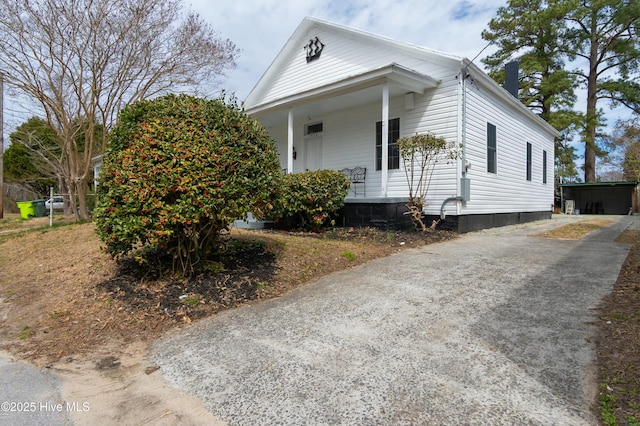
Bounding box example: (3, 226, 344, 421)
(339, 198, 552, 233)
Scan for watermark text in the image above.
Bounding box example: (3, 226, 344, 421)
(1, 401, 90, 413)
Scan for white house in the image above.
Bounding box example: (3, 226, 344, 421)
(244, 17, 560, 232)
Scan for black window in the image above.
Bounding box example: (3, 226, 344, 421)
(376, 118, 400, 171)
(487, 123, 497, 173)
(542, 150, 547, 184)
(526, 142, 532, 181)
(306, 122, 323, 135)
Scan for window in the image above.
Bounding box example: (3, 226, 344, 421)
(487, 123, 497, 173)
(526, 142, 532, 181)
(542, 150, 547, 184)
(376, 118, 400, 171)
(305, 122, 323, 135)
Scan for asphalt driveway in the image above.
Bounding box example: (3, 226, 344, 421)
(151, 215, 635, 425)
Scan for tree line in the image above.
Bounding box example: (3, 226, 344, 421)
(482, 0, 640, 183)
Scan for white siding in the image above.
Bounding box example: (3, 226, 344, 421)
(253, 26, 454, 106)
(399, 76, 461, 215)
(461, 80, 554, 214)
(264, 75, 463, 209)
(264, 70, 554, 216)
(252, 18, 557, 218)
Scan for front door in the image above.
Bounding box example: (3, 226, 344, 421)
(305, 134, 323, 171)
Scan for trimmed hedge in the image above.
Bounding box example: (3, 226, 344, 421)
(279, 169, 350, 230)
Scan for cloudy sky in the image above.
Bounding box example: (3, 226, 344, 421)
(1, 0, 630, 171)
(190, 0, 506, 100)
(190, 0, 635, 172)
(2, 0, 504, 147)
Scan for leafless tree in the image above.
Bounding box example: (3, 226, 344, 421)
(607, 117, 640, 181)
(0, 0, 238, 220)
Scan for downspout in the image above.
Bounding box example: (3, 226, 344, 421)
(461, 66, 468, 184)
(440, 66, 469, 220)
(441, 196, 465, 220)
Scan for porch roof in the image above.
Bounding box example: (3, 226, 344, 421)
(244, 63, 440, 126)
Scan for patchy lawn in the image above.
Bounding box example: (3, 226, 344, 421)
(535, 217, 640, 425)
(0, 220, 455, 363)
(1, 215, 638, 426)
(533, 218, 614, 240)
(536, 219, 640, 426)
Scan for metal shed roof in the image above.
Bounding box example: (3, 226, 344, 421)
(559, 181, 638, 188)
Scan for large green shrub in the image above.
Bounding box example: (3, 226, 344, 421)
(279, 169, 350, 230)
(94, 94, 281, 274)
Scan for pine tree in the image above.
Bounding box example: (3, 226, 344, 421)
(482, 0, 581, 181)
(558, 0, 640, 182)
(483, 0, 640, 182)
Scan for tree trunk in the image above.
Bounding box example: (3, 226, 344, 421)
(76, 180, 90, 221)
(62, 179, 74, 216)
(584, 142, 596, 182)
(584, 14, 600, 183)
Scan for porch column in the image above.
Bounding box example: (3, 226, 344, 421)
(287, 108, 294, 174)
(381, 81, 389, 197)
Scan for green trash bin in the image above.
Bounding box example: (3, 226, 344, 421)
(16, 201, 35, 219)
(32, 199, 46, 217)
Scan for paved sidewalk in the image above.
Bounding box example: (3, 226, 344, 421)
(151, 215, 636, 425)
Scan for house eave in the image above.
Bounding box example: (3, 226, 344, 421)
(462, 59, 562, 139)
(245, 63, 440, 116)
(244, 17, 461, 108)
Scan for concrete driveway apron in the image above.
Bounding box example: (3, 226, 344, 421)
(0, 351, 70, 426)
(151, 215, 635, 425)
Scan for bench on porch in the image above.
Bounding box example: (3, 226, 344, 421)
(340, 166, 366, 197)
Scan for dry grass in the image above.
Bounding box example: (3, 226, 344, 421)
(534, 219, 614, 240)
(0, 219, 455, 363)
(536, 220, 640, 425)
(0, 213, 76, 240)
(3, 215, 638, 426)
(595, 229, 640, 425)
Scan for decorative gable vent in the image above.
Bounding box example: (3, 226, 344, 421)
(304, 36, 324, 63)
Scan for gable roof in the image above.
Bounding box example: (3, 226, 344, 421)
(245, 17, 560, 139)
(246, 62, 440, 116)
(244, 17, 461, 110)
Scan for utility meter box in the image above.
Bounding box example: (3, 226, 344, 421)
(460, 178, 471, 201)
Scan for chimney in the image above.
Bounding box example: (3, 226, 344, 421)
(504, 61, 519, 99)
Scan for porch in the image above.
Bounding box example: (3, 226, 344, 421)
(245, 63, 441, 199)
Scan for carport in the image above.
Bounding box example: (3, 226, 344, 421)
(560, 181, 639, 215)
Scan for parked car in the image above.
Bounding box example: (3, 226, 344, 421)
(45, 196, 64, 211)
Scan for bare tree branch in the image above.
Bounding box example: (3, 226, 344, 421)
(0, 0, 238, 219)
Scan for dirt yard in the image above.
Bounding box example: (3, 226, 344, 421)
(0, 215, 637, 425)
(0, 215, 459, 423)
(0, 218, 455, 363)
(534, 218, 640, 424)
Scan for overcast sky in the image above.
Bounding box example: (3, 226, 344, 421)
(3, 1, 505, 147)
(189, 0, 506, 100)
(2, 0, 630, 171)
(190, 0, 637, 171)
